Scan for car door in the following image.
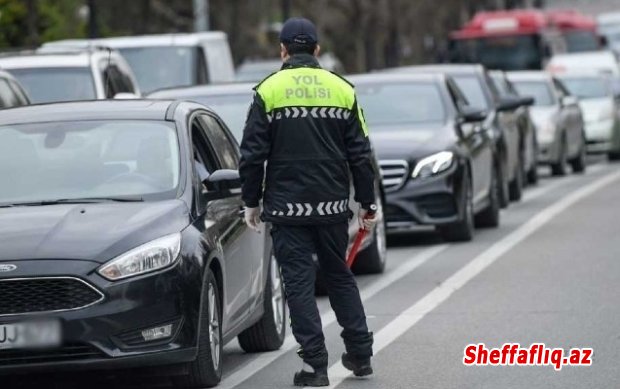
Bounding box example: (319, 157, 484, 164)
(553, 78, 581, 155)
(448, 79, 492, 204)
(487, 73, 520, 181)
(194, 112, 258, 333)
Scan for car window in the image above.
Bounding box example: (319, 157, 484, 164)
(0, 78, 20, 108)
(511, 80, 556, 106)
(102, 63, 133, 97)
(196, 47, 209, 85)
(191, 117, 220, 188)
(452, 75, 490, 110)
(198, 114, 239, 170)
(192, 93, 253, 141)
(558, 77, 610, 99)
(8, 80, 29, 105)
(446, 78, 470, 112)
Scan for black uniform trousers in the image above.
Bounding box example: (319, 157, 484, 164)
(271, 221, 373, 369)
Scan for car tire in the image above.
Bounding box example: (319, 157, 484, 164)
(608, 151, 620, 161)
(175, 269, 222, 388)
(551, 136, 568, 176)
(475, 163, 500, 228)
(238, 253, 286, 352)
(497, 158, 510, 209)
(527, 164, 538, 185)
(352, 201, 387, 274)
(570, 135, 586, 174)
(508, 160, 523, 202)
(438, 173, 474, 242)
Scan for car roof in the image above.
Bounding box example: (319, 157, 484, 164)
(44, 32, 227, 49)
(0, 100, 176, 126)
(348, 72, 447, 84)
(0, 51, 94, 69)
(387, 64, 485, 76)
(505, 71, 552, 82)
(149, 82, 255, 99)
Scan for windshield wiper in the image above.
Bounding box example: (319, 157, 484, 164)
(7, 196, 145, 206)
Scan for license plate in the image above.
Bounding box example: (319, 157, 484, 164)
(0, 321, 61, 350)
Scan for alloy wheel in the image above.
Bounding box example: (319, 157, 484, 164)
(208, 283, 221, 371)
(270, 255, 285, 336)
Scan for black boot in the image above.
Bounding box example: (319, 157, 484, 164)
(293, 366, 329, 387)
(342, 352, 373, 377)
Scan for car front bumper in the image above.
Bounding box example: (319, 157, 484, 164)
(0, 257, 202, 374)
(384, 165, 460, 231)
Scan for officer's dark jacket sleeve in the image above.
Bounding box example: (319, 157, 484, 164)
(239, 92, 270, 208)
(345, 98, 376, 207)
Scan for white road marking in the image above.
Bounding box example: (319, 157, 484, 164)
(218, 245, 448, 389)
(326, 168, 620, 388)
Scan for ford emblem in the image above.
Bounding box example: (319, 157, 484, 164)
(0, 264, 17, 273)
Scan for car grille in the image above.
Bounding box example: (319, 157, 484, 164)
(0, 277, 104, 316)
(0, 343, 102, 366)
(379, 160, 409, 192)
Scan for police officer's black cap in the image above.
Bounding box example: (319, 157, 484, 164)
(280, 17, 318, 45)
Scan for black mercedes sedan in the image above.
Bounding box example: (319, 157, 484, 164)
(349, 73, 500, 242)
(388, 64, 532, 207)
(0, 100, 285, 387)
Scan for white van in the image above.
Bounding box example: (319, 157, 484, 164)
(546, 50, 620, 76)
(42, 32, 235, 93)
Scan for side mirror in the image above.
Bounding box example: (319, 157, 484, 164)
(561, 95, 578, 107)
(519, 96, 535, 107)
(460, 106, 487, 123)
(204, 169, 241, 192)
(497, 96, 522, 112)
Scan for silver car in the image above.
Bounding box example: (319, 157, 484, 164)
(507, 71, 586, 176)
(556, 72, 620, 160)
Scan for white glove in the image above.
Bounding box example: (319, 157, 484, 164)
(244, 206, 261, 232)
(358, 205, 380, 231)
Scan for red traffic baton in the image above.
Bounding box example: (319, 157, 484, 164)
(346, 205, 377, 268)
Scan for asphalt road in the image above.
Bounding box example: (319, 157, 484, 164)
(8, 158, 620, 388)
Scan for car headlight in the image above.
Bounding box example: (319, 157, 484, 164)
(98, 233, 182, 281)
(412, 151, 454, 179)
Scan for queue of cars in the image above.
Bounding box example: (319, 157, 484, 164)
(0, 16, 619, 386)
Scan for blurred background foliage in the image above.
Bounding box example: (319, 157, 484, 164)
(0, 0, 542, 72)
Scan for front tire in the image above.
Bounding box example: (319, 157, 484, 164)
(475, 163, 500, 228)
(438, 172, 474, 242)
(570, 135, 586, 174)
(551, 136, 568, 176)
(508, 159, 524, 202)
(175, 269, 222, 388)
(238, 253, 286, 352)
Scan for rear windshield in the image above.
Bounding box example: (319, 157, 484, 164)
(119, 46, 199, 93)
(557, 77, 610, 99)
(355, 82, 447, 126)
(10, 67, 96, 103)
(511, 81, 555, 106)
(450, 34, 543, 71)
(563, 30, 600, 53)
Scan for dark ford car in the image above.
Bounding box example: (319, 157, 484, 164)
(149, 84, 387, 274)
(389, 64, 531, 207)
(349, 73, 500, 241)
(0, 100, 285, 387)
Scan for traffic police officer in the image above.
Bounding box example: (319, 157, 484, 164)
(239, 17, 378, 387)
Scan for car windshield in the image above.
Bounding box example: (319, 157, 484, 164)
(563, 30, 600, 53)
(451, 75, 489, 110)
(355, 82, 446, 127)
(9, 67, 96, 103)
(192, 93, 253, 141)
(558, 77, 610, 99)
(119, 46, 197, 93)
(0, 120, 180, 205)
(450, 34, 543, 71)
(236, 62, 280, 82)
(511, 81, 555, 106)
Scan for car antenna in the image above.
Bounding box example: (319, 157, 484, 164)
(104, 47, 112, 99)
